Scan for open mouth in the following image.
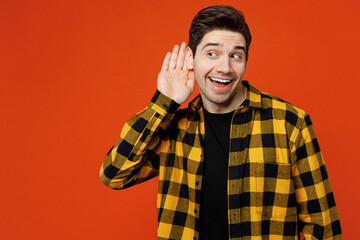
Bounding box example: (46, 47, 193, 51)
(209, 77, 231, 85)
(209, 77, 232, 89)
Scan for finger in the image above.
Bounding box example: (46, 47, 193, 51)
(169, 45, 179, 69)
(161, 52, 171, 71)
(176, 42, 187, 70)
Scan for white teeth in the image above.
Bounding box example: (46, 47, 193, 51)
(210, 77, 231, 83)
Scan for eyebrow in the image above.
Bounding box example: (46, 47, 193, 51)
(201, 42, 246, 52)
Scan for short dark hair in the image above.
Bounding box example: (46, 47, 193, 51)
(188, 5, 252, 60)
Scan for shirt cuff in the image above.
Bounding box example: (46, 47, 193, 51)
(150, 90, 180, 115)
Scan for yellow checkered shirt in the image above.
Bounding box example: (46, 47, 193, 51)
(100, 81, 341, 240)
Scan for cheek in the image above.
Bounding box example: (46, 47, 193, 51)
(234, 63, 246, 76)
(238, 68, 246, 76)
(194, 62, 213, 77)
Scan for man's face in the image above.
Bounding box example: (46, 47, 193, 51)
(187, 30, 247, 113)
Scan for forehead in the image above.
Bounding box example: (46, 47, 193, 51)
(198, 29, 246, 49)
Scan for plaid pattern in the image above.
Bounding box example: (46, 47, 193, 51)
(100, 81, 341, 240)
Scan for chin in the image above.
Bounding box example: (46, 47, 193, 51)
(208, 95, 232, 105)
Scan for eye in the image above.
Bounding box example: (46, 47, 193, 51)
(207, 52, 217, 57)
(231, 54, 242, 59)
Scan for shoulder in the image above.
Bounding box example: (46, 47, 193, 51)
(259, 91, 309, 127)
(245, 81, 308, 122)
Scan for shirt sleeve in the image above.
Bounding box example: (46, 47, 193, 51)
(291, 114, 342, 239)
(99, 90, 179, 190)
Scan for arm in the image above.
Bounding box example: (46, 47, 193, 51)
(99, 91, 179, 189)
(99, 42, 195, 189)
(291, 114, 342, 239)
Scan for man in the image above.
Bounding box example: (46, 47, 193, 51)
(100, 5, 341, 240)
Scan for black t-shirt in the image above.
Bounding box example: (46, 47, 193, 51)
(199, 108, 234, 240)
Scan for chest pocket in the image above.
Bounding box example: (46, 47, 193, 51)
(255, 162, 297, 218)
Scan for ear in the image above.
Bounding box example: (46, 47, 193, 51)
(186, 47, 194, 70)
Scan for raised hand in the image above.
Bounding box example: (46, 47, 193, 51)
(157, 42, 195, 105)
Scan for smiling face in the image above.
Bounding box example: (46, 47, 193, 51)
(187, 30, 248, 113)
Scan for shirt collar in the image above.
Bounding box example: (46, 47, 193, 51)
(242, 81, 262, 109)
(188, 81, 263, 113)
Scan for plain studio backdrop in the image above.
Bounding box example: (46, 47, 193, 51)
(1, 0, 359, 239)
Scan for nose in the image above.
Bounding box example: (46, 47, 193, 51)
(216, 56, 232, 73)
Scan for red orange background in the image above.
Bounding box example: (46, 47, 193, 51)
(1, 0, 359, 239)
